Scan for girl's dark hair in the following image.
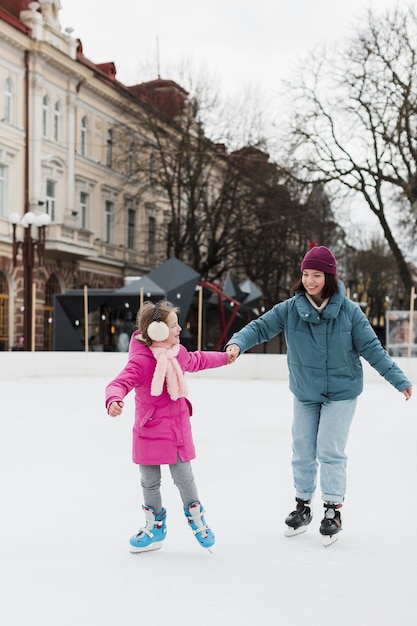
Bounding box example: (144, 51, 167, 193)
(137, 300, 180, 347)
(292, 273, 339, 299)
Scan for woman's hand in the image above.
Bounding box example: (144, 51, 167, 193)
(401, 386, 412, 401)
(226, 344, 240, 363)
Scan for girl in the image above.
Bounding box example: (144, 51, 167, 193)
(226, 246, 412, 546)
(106, 300, 232, 553)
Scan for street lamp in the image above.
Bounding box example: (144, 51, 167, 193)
(9, 211, 51, 351)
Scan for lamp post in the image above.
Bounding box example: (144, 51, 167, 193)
(9, 211, 51, 351)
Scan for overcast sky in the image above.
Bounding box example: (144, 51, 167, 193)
(59, 0, 409, 98)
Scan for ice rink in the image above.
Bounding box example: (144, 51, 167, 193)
(1, 354, 416, 626)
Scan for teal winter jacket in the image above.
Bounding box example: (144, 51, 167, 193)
(227, 281, 411, 402)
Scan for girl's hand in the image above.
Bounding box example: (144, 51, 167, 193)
(401, 386, 412, 401)
(108, 401, 124, 416)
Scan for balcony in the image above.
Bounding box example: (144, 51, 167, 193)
(45, 223, 98, 259)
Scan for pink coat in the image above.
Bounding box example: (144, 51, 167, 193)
(105, 331, 229, 465)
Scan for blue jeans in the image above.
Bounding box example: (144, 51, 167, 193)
(291, 397, 357, 503)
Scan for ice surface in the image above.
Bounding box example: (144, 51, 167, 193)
(1, 373, 416, 626)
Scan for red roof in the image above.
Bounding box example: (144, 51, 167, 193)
(0, 0, 31, 19)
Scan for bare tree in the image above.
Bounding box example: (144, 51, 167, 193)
(345, 238, 401, 324)
(279, 4, 417, 295)
(115, 77, 267, 281)
(114, 69, 344, 295)
(233, 150, 345, 307)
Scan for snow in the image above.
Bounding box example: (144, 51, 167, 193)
(1, 369, 416, 625)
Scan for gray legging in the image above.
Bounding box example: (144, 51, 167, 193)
(139, 457, 199, 514)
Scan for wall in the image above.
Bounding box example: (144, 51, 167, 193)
(2, 351, 416, 384)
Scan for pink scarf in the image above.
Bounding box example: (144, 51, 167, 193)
(149, 342, 188, 401)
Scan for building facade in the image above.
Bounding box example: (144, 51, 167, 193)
(0, 0, 189, 350)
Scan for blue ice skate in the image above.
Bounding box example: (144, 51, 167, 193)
(129, 505, 167, 553)
(184, 501, 215, 550)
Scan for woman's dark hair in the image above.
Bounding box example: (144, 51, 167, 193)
(292, 273, 339, 299)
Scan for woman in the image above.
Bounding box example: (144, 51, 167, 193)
(226, 246, 412, 546)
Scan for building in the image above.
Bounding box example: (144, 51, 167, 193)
(0, 0, 201, 351)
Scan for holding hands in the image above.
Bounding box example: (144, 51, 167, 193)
(226, 344, 240, 363)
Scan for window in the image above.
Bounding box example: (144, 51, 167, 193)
(104, 200, 113, 243)
(42, 95, 50, 138)
(148, 216, 156, 254)
(149, 152, 156, 183)
(45, 179, 56, 221)
(0, 165, 5, 217)
(53, 101, 61, 142)
(106, 129, 113, 167)
(80, 191, 89, 229)
(127, 208, 135, 249)
(80, 116, 88, 156)
(4, 78, 13, 123)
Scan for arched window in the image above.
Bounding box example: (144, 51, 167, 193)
(80, 116, 88, 156)
(53, 101, 61, 142)
(0, 272, 9, 351)
(42, 95, 50, 138)
(4, 77, 13, 123)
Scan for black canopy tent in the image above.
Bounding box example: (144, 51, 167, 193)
(52, 258, 262, 351)
(52, 258, 200, 351)
(53, 290, 114, 351)
(239, 278, 263, 310)
(110, 275, 166, 306)
(53, 279, 167, 351)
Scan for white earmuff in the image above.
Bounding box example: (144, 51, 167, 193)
(147, 320, 169, 341)
(147, 302, 170, 341)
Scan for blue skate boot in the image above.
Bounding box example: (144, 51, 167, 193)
(184, 501, 215, 551)
(129, 505, 167, 553)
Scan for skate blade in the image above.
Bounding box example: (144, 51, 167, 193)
(129, 541, 163, 554)
(285, 525, 308, 537)
(322, 534, 339, 548)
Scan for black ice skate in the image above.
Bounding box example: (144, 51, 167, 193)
(320, 502, 342, 547)
(284, 498, 313, 537)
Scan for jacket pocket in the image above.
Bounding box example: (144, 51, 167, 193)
(185, 398, 193, 416)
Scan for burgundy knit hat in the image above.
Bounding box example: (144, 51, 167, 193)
(301, 246, 337, 275)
